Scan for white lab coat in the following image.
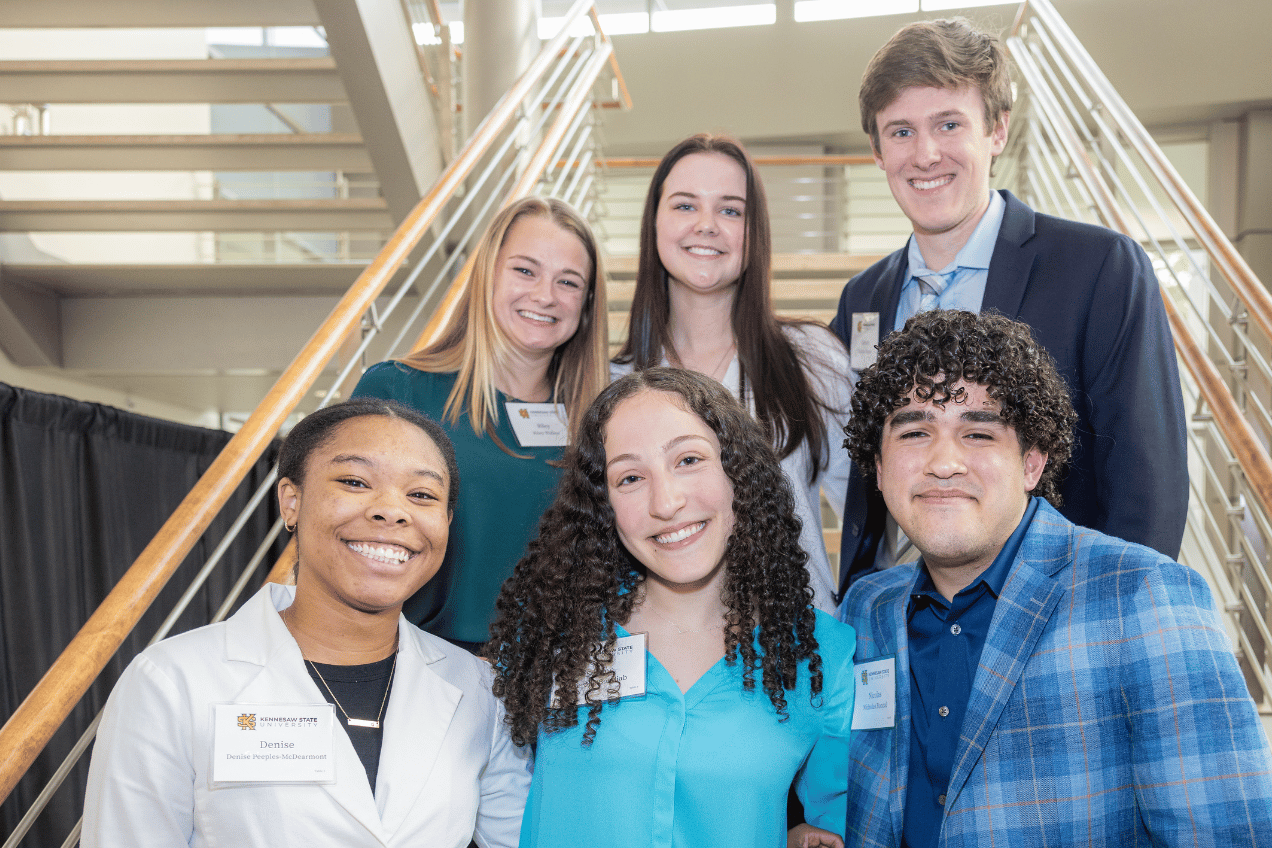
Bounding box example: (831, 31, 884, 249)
(83, 584, 530, 848)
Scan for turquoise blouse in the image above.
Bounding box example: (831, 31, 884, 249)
(351, 362, 564, 643)
(521, 611, 856, 847)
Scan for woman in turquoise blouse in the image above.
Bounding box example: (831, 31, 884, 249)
(353, 197, 609, 652)
(490, 368, 855, 848)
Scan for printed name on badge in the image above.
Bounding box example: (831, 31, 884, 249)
(211, 703, 337, 785)
(851, 312, 880, 372)
(551, 633, 648, 706)
(505, 402, 570, 447)
(851, 656, 896, 730)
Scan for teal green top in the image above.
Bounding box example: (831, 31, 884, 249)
(351, 362, 564, 643)
(521, 611, 856, 848)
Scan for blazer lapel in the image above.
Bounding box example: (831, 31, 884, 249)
(982, 190, 1039, 320)
(375, 621, 462, 834)
(942, 508, 1069, 813)
(228, 586, 388, 841)
(878, 249, 907, 334)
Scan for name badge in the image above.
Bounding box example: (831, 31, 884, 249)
(850, 312, 880, 371)
(505, 402, 569, 447)
(553, 633, 648, 706)
(211, 703, 336, 785)
(851, 656, 896, 730)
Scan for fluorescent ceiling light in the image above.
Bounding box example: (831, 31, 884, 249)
(795, 0, 919, 21)
(653, 4, 777, 32)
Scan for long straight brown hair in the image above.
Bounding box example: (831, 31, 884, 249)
(613, 134, 833, 478)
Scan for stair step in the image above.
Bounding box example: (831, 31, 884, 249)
(3, 0, 320, 28)
(3, 262, 401, 297)
(0, 58, 343, 103)
(0, 198, 391, 232)
(0, 134, 371, 172)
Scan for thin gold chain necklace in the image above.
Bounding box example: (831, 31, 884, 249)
(306, 654, 397, 729)
(283, 605, 398, 729)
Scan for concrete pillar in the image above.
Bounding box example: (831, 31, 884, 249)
(463, 0, 541, 140)
(1236, 111, 1272, 289)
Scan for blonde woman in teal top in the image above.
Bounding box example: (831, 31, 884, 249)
(353, 197, 609, 651)
(490, 368, 855, 848)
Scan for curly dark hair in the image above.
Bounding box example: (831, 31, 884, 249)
(844, 309, 1076, 504)
(489, 367, 822, 747)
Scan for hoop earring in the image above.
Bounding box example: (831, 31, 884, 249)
(285, 519, 296, 534)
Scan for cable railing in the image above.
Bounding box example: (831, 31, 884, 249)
(1004, 0, 1272, 709)
(0, 2, 628, 842)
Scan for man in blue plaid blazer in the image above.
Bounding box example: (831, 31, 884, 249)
(841, 309, 1272, 847)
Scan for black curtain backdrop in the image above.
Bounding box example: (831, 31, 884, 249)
(0, 383, 286, 846)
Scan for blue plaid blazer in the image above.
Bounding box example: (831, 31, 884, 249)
(842, 500, 1272, 846)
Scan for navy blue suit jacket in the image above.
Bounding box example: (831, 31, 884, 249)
(830, 191, 1188, 597)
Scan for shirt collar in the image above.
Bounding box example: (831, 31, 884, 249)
(907, 189, 1006, 277)
(909, 495, 1041, 613)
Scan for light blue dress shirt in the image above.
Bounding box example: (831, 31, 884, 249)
(892, 191, 1007, 332)
(519, 611, 857, 848)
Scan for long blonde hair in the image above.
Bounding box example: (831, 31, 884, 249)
(400, 196, 609, 447)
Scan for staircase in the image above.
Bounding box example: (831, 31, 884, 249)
(0, 1, 450, 423)
(2, 0, 1271, 844)
(0, 2, 626, 844)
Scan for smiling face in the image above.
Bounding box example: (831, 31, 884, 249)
(873, 85, 1008, 263)
(876, 381, 1045, 596)
(491, 213, 591, 362)
(654, 152, 748, 297)
(278, 415, 452, 617)
(604, 390, 735, 594)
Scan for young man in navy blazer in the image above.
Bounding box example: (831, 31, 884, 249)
(841, 309, 1271, 848)
(830, 18, 1187, 597)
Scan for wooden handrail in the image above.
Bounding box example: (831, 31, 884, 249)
(1013, 0, 1272, 351)
(589, 6, 633, 111)
(1008, 31, 1272, 523)
(0, 0, 614, 806)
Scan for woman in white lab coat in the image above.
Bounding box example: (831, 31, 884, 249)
(82, 398, 530, 848)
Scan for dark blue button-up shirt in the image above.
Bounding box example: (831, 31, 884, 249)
(900, 497, 1040, 848)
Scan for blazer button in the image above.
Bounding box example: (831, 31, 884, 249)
(938, 706, 950, 717)
(938, 794, 946, 806)
(851, 523, 860, 535)
(950, 623, 962, 635)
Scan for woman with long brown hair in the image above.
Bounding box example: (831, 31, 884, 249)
(612, 134, 850, 612)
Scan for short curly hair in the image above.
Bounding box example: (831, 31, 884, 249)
(844, 310, 1076, 505)
(489, 367, 822, 748)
